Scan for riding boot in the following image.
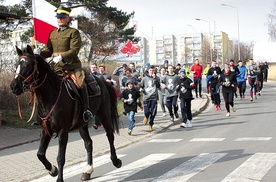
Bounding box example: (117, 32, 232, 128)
(81, 85, 94, 122)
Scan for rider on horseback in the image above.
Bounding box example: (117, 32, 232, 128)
(38, 6, 94, 123)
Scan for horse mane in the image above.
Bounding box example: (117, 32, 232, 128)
(34, 54, 60, 87)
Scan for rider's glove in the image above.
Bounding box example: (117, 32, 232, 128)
(33, 48, 41, 55)
(53, 56, 62, 63)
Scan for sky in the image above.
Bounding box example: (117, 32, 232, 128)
(5, 0, 274, 43)
(107, 0, 275, 43)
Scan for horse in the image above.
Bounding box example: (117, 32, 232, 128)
(10, 45, 122, 182)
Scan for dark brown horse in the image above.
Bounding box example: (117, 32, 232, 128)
(10, 45, 122, 182)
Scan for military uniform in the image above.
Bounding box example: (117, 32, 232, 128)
(42, 27, 82, 72)
(40, 6, 93, 123)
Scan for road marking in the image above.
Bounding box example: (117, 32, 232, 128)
(31, 154, 126, 182)
(190, 138, 225, 141)
(153, 153, 227, 181)
(234, 137, 272, 141)
(148, 139, 183, 143)
(92, 153, 175, 182)
(221, 153, 276, 182)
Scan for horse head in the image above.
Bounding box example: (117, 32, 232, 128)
(10, 45, 40, 95)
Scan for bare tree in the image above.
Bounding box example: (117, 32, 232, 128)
(267, 0, 276, 42)
(199, 36, 211, 67)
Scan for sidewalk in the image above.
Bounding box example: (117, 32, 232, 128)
(0, 95, 209, 181)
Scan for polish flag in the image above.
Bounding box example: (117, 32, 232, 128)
(32, 0, 57, 44)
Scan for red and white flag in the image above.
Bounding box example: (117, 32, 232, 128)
(32, 0, 57, 44)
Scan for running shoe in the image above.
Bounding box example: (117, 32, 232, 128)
(127, 130, 132, 135)
(170, 117, 174, 122)
(226, 112, 230, 117)
(187, 120, 193, 127)
(93, 123, 101, 130)
(148, 125, 153, 131)
(250, 97, 253, 102)
(180, 123, 187, 128)
(143, 117, 148, 125)
(232, 106, 236, 112)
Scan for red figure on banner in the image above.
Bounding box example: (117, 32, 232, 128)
(121, 40, 140, 57)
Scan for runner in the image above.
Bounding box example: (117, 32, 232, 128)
(236, 60, 247, 100)
(207, 60, 222, 110)
(219, 64, 237, 117)
(247, 59, 260, 101)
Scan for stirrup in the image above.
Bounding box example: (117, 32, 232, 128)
(83, 110, 94, 122)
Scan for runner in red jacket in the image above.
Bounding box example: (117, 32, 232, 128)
(190, 59, 203, 98)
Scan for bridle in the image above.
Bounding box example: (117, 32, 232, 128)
(15, 55, 65, 137)
(15, 55, 48, 123)
(16, 55, 48, 92)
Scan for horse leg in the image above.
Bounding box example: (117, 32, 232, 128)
(102, 121, 122, 168)
(56, 130, 69, 182)
(37, 130, 58, 177)
(107, 132, 122, 168)
(79, 125, 93, 181)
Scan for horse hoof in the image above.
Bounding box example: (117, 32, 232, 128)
(81, 173, 91, 181)
(49, 165, 58, 177)
(113, 159, 122, 168)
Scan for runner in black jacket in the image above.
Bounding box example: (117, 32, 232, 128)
(219, 64, 237, 117)
(176, 69, 195, 128)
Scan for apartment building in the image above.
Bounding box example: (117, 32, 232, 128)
(143, 31, 232, 67)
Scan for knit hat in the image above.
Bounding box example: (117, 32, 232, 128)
(164, 60, 169, 64)
(145, 62, 150, 67)
(179, 69, 186, 74)
(55, 6, 71, 18)
(125, 79, 134, 86)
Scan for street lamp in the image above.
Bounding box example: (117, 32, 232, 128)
(196, 18, 212, 62)
(187, 24, 195, 62)
(221, 3, 240, 60)
(187, 24, 195, 33)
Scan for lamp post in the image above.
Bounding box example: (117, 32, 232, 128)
(187, 24, 195, 33)
(187, 24, 195, 62)
(196, 18, 212, 62)
(221, 3, 240, 60)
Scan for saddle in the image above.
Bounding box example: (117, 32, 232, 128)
(56, 70, 101, 100)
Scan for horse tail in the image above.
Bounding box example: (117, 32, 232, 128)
(104, 81, 120, 134)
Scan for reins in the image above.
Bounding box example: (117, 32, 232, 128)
(38, 78, 65, 138)
(15, 55, 63, 138)
(16, 56, 47, 123)
(17, 91, 36, 123)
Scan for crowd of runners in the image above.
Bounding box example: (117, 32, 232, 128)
(91, 58, 269, 135)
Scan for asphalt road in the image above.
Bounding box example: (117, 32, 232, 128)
(61, 83, 276, 182)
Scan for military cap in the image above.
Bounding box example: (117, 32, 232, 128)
(55, 6, 71, 18)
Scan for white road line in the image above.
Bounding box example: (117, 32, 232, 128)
(221, 153, 276, 182)
(153, 153, 227, 182)
(92, 153, 175, 182)
(234, 137, 272, 141)
(31, 154, 126, 182)
(148, 139, 183, 143)
(190, 138, 225, 141)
